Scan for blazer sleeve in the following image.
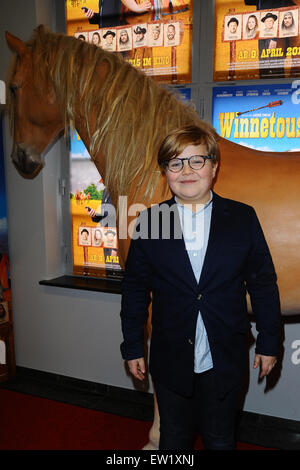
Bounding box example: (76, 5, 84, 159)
(120, 235, 151, 361)
(244, 208, 281, 356)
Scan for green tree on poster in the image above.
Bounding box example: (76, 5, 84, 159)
(84, 183, 103, 200)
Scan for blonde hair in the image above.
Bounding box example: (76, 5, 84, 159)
(158, 124, 219, 168)
(7, 25, 203, 202)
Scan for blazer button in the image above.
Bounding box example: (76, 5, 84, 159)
(197, 293, 202, 300)
(188, 339, 194, 345)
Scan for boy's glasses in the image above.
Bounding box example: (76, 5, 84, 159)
(164, 155, 213, 172)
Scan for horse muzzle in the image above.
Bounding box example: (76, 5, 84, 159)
(11, 144, 45, 179)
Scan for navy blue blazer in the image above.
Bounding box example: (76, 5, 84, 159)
(120, 192, 281, 398)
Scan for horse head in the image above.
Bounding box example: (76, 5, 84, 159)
(5, 29, 64, 179)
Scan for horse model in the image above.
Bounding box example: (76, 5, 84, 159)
(5, 25, 300, 449)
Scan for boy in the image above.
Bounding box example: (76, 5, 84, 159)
(120, 124, 280, 449)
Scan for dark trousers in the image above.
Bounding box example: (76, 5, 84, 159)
(155, 369, 242, 450)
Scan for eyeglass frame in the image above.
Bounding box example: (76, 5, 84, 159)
(162, 155, 214, 172)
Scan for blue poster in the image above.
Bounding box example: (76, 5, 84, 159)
(69, 131, 104, 196)
(0, 116, 8, 255)
(212, 83, 300, 152)
(176, 87, 191, 103)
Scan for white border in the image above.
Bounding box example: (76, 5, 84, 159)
(0, 80, 5, 105)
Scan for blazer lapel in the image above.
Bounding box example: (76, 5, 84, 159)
(161, 193, 230, 291)
(198, 192, 230, 289)
(164, 197, 199, 290)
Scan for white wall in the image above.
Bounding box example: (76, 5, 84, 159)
(1, 0, 300, 421)
(0, 0, 141, 393)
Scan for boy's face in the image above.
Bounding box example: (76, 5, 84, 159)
(265, 17, 275, 29)
(228, 21, 238, 33)
(165, 144, 218, 206)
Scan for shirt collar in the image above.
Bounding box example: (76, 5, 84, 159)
(175, 190, 213, 214)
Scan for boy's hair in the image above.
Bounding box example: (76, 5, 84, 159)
(158, 124, 219, 169)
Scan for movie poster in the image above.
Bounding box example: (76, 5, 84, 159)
(65, 0, 193, 83)
(0, 114, 11, 344)
(70, 132, 122, 277)
(0, 117, 8, 256)
(214, 0, 300, 81)
(212, 82, 300, 151)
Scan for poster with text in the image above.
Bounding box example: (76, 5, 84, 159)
(212, 82, 300, 152)
(214, 0, 300, 81)
(65, 0, 193, 83)
(70, 131, 122, 277)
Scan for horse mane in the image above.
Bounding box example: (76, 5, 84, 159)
(11, 25, 211, 202)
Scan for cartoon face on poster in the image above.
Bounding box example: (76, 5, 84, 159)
(164, 22, 181, 46)
(91, 227, 103, 246)
(78, 227, 92, 246)
(279, 9, 299, 38)
(89, 29, 102, 46)
(74, 31, 89, 41)
(103, 228, 118, 249)
(214, 0, 300, 81)
(65, 0, 193, 84)
(259, 11, 279, 39)
(242, 12, 260, 40)
(132, 24, 148, 48)
(147, 23, 163, 47)
(224, 15, 242, 41)
(101, 29, 117, 51)
(117, 27, 133, 51)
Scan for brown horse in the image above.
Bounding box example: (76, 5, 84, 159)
(5, 25, 203, 265)
(5, 25, 300, 315)
(5, 25, 300, 449)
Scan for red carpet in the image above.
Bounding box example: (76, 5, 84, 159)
(0, 389, 274, 450)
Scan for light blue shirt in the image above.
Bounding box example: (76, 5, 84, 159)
(176, 191, 214, 373)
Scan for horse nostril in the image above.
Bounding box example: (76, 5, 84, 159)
(16, 147, 28, 167)
(11, 145, 44, 178)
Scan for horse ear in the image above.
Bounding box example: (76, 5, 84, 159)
(5, 31, 28, 57)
